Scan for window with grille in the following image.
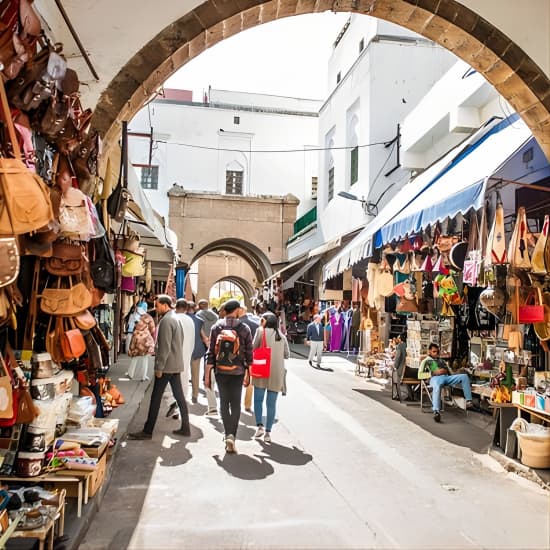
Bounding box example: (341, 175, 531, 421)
(350, 146, 358, 185)
(311, 176, 318, 199)
(233, 116, 240, 125)
(328, 167, 334, 202)
(226, 170, 243, 195)
(138, 165, 159, 190)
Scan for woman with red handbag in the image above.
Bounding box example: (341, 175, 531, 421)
(252, 312, 290, 443)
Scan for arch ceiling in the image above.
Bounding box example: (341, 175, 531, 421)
(191, 238, 273, 283)
(36, 0, 549, 158)
(213, 276, 256, 304)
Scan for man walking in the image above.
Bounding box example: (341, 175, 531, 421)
(196, 299, 218, 337)
(306, 314, 324, 368)
(165, 299, 195, 419)
(205, 299, 252, 453)
(128, 295, 191, 440)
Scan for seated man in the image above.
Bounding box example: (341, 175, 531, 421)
(419, 343, 474, 423)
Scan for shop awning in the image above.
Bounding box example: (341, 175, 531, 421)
(323, 114, 531, 281)
(307, 237, 342, 258)
(282, 257, 319, 290)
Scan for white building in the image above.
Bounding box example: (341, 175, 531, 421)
(128, 89, 321, 219)
(288, 15, 456, 260)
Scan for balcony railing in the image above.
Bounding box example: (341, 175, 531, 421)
(293, 206, 317, 235)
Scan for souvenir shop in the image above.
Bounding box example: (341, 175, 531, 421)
(324, 117, 550, 471)
(0, 4, 170, 543)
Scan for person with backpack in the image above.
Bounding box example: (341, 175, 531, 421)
(252, 312, 290, 443)
(205, 299, 253, 453)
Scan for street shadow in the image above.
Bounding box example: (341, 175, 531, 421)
(213, 453, 274, 479)
(159, 424, 204, 468)
(353, 388, 493, 453)
(257, 441, 313, 466)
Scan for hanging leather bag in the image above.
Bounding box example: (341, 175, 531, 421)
(518, 290, 544, 323)
(0, 237, 19, 287)
(0, 73, 53, 236)
(507, 206, 531, 269)
(74, 309, 96, 331)
(61, 318, 86, 361)
(107, 121, 130, 222)
(531, 215, 549, 275)
(121, 249, 145, 277)
(44, 240, 84, 276)
(0, 352, 14, 420)
(90, 235, 116, 293)
(40, 277, 92, 316)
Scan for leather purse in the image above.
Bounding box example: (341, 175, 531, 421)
(121, 249, 145, 277)
(518, 291, 544, 323)
(0, 74, 53, 236)
(45, 241, 84, 276)
(531, 215, 549, 275)
(0, 237, 19, 288)
(61, 318, 86, 361)
(58, 189, 92, 241)
(74, 309, 96, 330)
(40, 277, 92, 316)
(396, 295, 418, 313)
(45, 317, 64, 364)
(90, 235, 116, 293)
(0, 352, 14, 420)
(507, 206, 531, 269)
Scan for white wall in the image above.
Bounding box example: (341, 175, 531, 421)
(129, 93, 320, 218)
(313, 17, 456, 251)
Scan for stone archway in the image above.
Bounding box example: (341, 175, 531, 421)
(211, 275, 257, 307)
(94, 0, 550, 159)
(192, 238, 274, 285)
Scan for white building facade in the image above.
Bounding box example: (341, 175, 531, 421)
(288, 15, 457, 260)
(128, 89, 321, 219)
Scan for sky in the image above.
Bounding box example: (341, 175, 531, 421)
(165, 12, 351, 101)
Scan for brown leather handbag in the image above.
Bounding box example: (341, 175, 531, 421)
(61, 318, 86, 361)
(0, 73, 53, 236)
(40, 277, 92, 316)
(45, 317, 64, 364)
(74, 309, 96, 331)
(0, 237, 19, 288)
(45, 241, 84, 276)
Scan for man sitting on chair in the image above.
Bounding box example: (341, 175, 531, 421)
(420, 343, 474, 423)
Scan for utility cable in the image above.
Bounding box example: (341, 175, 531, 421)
(155, 139, 392, 154)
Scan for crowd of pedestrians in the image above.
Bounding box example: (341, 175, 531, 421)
(128, 295, 290, 454)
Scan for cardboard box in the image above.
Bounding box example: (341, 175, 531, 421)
(82, 439, 108, 459)
(88, 452, 107, 497)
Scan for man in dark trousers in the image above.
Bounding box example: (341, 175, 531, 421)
(128, 295, 191, 440)
(205, 299, 252, 453)
(306, 314, 324, 368)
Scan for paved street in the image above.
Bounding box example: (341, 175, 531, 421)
(80, 354, 549, 550)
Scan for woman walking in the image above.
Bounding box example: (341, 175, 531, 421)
(252, 312, 290, 443)
(127, 304, 155, 381)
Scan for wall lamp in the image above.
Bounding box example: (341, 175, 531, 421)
(338, 183, 397, 217)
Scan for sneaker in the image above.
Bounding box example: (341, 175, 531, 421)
(205, 408, 218, 416)
(264, 432, 271, 443)
(127, 431, 152, 440)
(433, 411, 441, 423)
(225, 435, 236, 453)
(466, 400, 475, 410)
(254, 425, 265, 439)
(165, 402, 178, 418)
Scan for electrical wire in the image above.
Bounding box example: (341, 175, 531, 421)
(366, 140, 397, 202)
(154, 139, 391, 154)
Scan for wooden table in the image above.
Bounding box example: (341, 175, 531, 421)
(8, 489, 65, 550)
(0, 473, 84, 518)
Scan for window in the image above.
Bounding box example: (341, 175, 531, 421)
(336, 72, 341, 84)
(226, 170, 243, 195)
(137, 165, 159, 190)
(359, 38, 364, 53)
(350, 146, 358, 185)
(328, 167, 334, 202)
(233, 116, 240, 125)
(311, 176, 318, 199)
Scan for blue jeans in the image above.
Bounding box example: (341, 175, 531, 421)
(254, 387, 278, 432)
(430, 374, 472, 412)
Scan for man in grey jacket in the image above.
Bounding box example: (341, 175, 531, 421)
(128, 295, 191, 440)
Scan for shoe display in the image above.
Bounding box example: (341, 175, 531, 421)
(264, 432, 271, 443)
(433, 411, 441, 423)
(128, 431, 152, 440)
(165, 402, 178, 418)
(172, 428, 191, 436)
(254, 425, 265, 439)
(225, 435, 236, 453)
